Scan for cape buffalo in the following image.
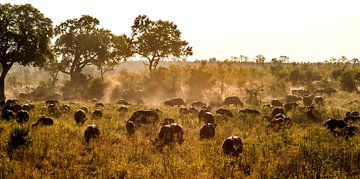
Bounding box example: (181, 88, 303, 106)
(92, 109, 103, 119)
(126, 120, 135, 135)
(223, 96, 243, 107)
(16, 110, 29, 124)
(222, 136, 244, 157)
(216, 108, 234, 118)
(32, 116, 54, 127)
(74, 109, 87, 124)
(239, 108, 261, 116)
(84, 124, 100, 143)
(2, 110, 15, 120)
(164, 98, 186, 107)
(128, 110, 159, 124)
(199, 123, 215, 139)
(198, 110, 215, 124)
(271, 99, 283, 107)
(156, 123, 184, 148)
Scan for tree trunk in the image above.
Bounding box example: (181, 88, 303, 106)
(0, 63, 12, 101)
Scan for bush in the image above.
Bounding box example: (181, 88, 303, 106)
(340, 71, 357, 92)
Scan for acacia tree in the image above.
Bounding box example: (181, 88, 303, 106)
(0, 4, 53, 100)
(131, 15, 193, 71)
(92, 30, 133, 78)
(41, 59, 61, 88)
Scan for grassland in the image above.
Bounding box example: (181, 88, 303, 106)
(1, 91, 360, 178)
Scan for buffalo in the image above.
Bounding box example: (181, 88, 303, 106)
(239, 108, 261, 116)
(16, 110, 30, 124)
(285, 94, 301, 104)
(162, 118, 175, 125)
(191, 101, 207, 108)
(80, 106, 89, 113)
(223, 96, 243, 107)
(32, 116, 54, 127)
(2, 110, 15, 120)
(324, 118, 346, 132)
(155, 123, 184, 149)
(126, 120, 135, 135)
(302, 95, 314, 107)
(198, 110, 215, 124)
(267, 113, 291, 131)
(271, 99, 283, 107)
(179, 107, 189, 115)
(222, 136, 244, 157)
(164, 98, 186, 107)
(117, 106, 128, 114)
(128, 110, 159, 124)
(117, 99, 131, 105)
(95, 102, 105, 109)
(314, 96, 324, 105)
(84, 124, 100, 143)
(199, 123, 216, 139)
(92, 109, 103, 119)
(271, 107, 285, 117)
(74, 109, 87, 124)
(216, 108, 234, 118)
(284, 102, 298, 112)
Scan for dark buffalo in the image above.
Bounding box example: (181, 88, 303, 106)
(128, 110, 159, 124)
(155, 123, 184, 149)
(284, 102, 298, 111)
(162, 118, 175, 125)
(84, 124, 100, 143)
(22, 104, 32, 111)
(117, 106, 128, 114)
(315, 87, 337, 95)
(271, 108, 285, 117)
(268, 113, 291, 130)
(222, 136, 244, 157)
(117, 99, 131, 105)
(343, 116, 360, 124)
(48, 104, 60, 115)
(16, 110, 30, 124)
(126, 120, 135, 135)
(179, 107, 189, 115)
(95, 102, 105, 109)
(74, 109, 87, 124)
(60, 104, 71, 113)
(271, 99, 283, 107)
(239, 108, 261, 116)
(80, 106, 89, 113)
(198, 110, 215, 124)
(164, 98, 186, 107)
(189, 107, 199, 114)
(199, 123, 215, 139)
(2, 110, 15, 120)
(32, 116, 54, 127)
(324, 119, 347, 132)
(45, 99, 59, 105)
(314, 96, 324, 105)
(223, 96, 243, 107)
(291, 89, 310, 97)
(92, 109, 103, 119)
(6, 99, 19, 106)
(302, 95, 314, 107)
(216, 108, 234, 118)
(285, 94, 301, 104)
(191, 101, 207, 108)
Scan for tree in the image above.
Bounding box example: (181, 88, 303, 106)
(55, 15, 125, 82)
(278, 56, 290, 63)
(255, 55, 265, 64)
(41, 59, 61, 89)
(131, 15, 193, 71)
(0, 4, 53, 100)
(92, 30, 133, 78)
(351, 58, 359, 64)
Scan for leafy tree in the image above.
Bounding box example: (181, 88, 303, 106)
(340, 71, 357, 92)
(255, 55, 265, 64)
(131, 15, 193, 71)
(0, 3, 53, 100)
(41, 59, 61, 89)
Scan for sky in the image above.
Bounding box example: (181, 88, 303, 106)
(2, 0, 360, 62)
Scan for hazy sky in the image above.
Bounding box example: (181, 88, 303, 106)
(2, 0, 360, 62)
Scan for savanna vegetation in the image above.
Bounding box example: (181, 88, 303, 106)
(1, 3, 360, 178)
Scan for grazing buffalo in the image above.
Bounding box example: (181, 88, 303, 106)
(84, 124, 100, 143)
(126, 120, 135, 135)
(117, 99, 131, 105)
(271, 107, 285, 117)
(271, 99, 283, 107)
(164, 98, 186, 107)
(314, 96, 324, 105)
(222, 136, 244, 157)
(239, 108, 261, 116)
(117, 106, 128, 114)
(2, 110, 15, 120)
(315, 87, 337, 95)
(216, 108, 234, 118)
(191, 101, 207, 108)
(95, 103, 105, 109)
(80, 106, 89, 113)
(198, 110, 215, 124)
(128, 110, 159, 124)
(223, 96, 243, 107)
(92, 109, 103, 119)
(16, 110, 30, 124)
(155, 123, 184, 149)
(343, 116, 360, 124)
(45, 99, 59, 105)
(284, 102, 298, 112)
(179, 107, 189, 115)
(324, 119, 347, 132)
(199, 123, 215, 139)
(60, 104, 71, 113)
(162, 118, 175, 125)
(6, 99, 19, 106)
(32, 116, 54, 127)
(189, 107, 199, 114)
(74, 109, 87, 124)
(302, 95, 314, 107)
(285, 94, 301, 104)
(48, 104, 60, 116)
(291, 89, 310, 97)
(268, 113, 291, 130)
(22, 104, 32, 111)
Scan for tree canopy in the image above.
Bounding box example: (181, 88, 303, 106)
(131, 15, 193, 71)
(0, 3, 53, 100)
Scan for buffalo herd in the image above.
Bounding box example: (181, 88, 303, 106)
(1, 88, 359, 156)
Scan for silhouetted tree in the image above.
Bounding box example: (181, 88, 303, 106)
(41, 59, 61, 89)
(255, 55, 266, 64)
(0, 4, 53, 100)
(131, 15, 193, 71)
